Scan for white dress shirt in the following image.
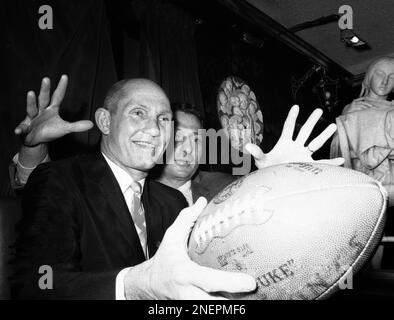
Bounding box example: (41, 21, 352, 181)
(12, 152, 50, 186)
(177, 180, 193, 206)
(102, 153, 146, 300)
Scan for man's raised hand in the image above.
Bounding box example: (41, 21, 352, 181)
(245, 105, 345, 169)
(14, 75, 93, 146)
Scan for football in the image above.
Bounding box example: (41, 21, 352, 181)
(188, 162, 388, 300)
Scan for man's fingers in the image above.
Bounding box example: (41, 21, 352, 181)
(295, 108, 323, 145)
(170, 197, 207, 240)
(14, 122, 29, 135)
(307, 123, 337, 152)
(161, 197, 207, 247)
(245, 143, 265, 161)
(280, 105, 299, 139)
(51, 75, 68, 107)
(190, 264, 256, 294)
(26, 91, 38, 118)
(38, 77, 51, 109)
(66, 120, 94, 133)
(316, 158, 345, 166)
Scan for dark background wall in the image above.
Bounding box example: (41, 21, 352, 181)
(0, 0, 359, 195)
(0, 0, 117, 195)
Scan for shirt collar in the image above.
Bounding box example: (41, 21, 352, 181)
(177, 180, 192, 194)
(102, 152, 145, 194)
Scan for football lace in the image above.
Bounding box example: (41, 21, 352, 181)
(193, 200, 246, 247)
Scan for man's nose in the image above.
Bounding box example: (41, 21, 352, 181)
(144, 118, 160, 136)
(182, 139, 193, 155)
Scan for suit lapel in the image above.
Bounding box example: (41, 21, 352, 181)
(85, 153, 146, 262)
(142, 180, 189, 257)
(142, 180, 163, 257)
(191, 178, 210, 203)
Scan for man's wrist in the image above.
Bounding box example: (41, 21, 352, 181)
(115, 267, 131, 300)
(124, 259, 153, 300)
(19, 144, 49, 168)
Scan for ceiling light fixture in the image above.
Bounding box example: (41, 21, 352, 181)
(340, 29, 370, 50)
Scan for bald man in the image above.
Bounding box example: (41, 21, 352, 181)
(11, 77, 257, 300)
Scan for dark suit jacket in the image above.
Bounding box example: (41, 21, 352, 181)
(191, 170, 237, 203)
(10, 153, 187, 300)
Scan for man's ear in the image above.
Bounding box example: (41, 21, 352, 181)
(95, 108, 111, 135)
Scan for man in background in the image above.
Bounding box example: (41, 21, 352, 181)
(155, 103, 236, 205)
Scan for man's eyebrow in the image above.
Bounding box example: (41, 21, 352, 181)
(159, 111, 173, 117)
(124, 101, 148, 109)
(177, 127, 200, 134)
(131, 104, 148, 109)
